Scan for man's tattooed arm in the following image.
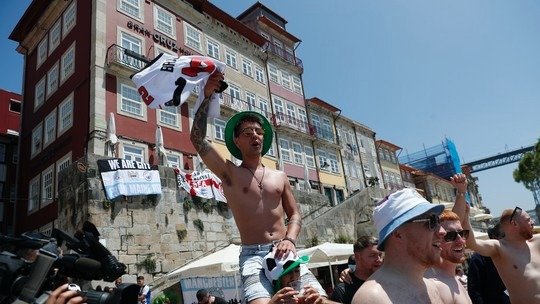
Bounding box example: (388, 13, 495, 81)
(190, 97, 211, 156)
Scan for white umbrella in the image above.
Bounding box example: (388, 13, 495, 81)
(297, 242, 354, 288)
(106, 112, 118, 156)
(155, 126, 167, 165)
(166, 244, 240, 284)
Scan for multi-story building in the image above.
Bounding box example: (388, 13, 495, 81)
(376, 139, 403, 190)
(8, 0, 271, 233)
(306, 97, 346, 205)
(0, 89, 21, 234)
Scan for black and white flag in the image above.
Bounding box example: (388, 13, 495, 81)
(98, 159, 162, 200)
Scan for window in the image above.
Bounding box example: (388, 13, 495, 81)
(35, 77, 46, 110)
(159, 106, 178, 127)
(267, 142, 275, 157)
(318, 149, 328, 171)
(9, 99, 21, 113)
(304, 146, 315, 167)
(228, 84, 241, 103)
(37, 37, 48, 68)
(31, 123, 43, 157)
(167, 154, 180, 168)
(268, 64, 279, 83)
(120, 84, 143, 116)
(47, 63, 59, 97)
(28, 176, 40, 213)
(120, 31, 143, 69)
(214, 118, 225, 141)
(281, 70, 291, 90)
(63, 0, 77, 37)
(60, 43, 75, 83)
(118, 0, 142, 20)
(328, 153, 339, 173)
(311, 114, 321, 136)
(258, 97, 269, 116)
(286, 104, 297, 126)
(255, 65, 265, 84)
(273, 97, 285, 123)
(123, 144, 144, 162)
(184, 23, 202, 51)
(273, 39, 284, 56)
(206, 38, 220, 60)
(298, 109, 307, 131)
(56, 152, 71, 195)
(41, 165, 55, 206)
(292, 76, 303, 95)
(322, 118, 334, 141)
(260, 31, 270, 41)
(225, 48, 237, 69)
(292, 142, 303, 164)
(246, 91, 256, 110)
(49, 19, 62, 55)
(43, 111, 57, 147)
(242, 58, 253, 77)
(58, 94, 73, 135)
(279, 139, 291, 162)
(154, 5, 175, 37)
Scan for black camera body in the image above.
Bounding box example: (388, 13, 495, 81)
(0, 222, 137, 304)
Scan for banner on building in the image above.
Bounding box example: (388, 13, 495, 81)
(180, 275, 242, 304)
(97, 158, 162, 200)
(177, 169, 227, 203)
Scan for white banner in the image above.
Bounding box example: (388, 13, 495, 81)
(177, 169, 227, 203)
(98, 159, 162, 200)
(180, 275, 242, 304)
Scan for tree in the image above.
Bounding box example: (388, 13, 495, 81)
(513, 139, 540, 218)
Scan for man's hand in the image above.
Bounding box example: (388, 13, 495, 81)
(46, 284, 86, 304)
(269, 287, 298, 304)
(450, 173, 468, 193)
(274, 238, 297, 259)
(339, 267, 353, 284)
(204, 71, 224, 98)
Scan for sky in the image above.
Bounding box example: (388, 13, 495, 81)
(2, 1, 539, 217)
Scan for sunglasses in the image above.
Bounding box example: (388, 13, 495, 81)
(443, 230, 470, 242)
(509, 206, 522, 222)
(409, 213, 440, 231)
(241, 127, 265, 136)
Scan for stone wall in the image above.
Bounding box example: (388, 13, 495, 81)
(55, 153, 386, 292)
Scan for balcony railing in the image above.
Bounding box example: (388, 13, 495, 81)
(273, 111, 311, 134)
(266, 44, 303, 69)
(106, 44, 149, 71)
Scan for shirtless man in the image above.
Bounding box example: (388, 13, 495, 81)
(190, 72, 326, 304)
(425, 210, 471, 304)
(458, 204, 540, 304)
(352, 188, 446, 304)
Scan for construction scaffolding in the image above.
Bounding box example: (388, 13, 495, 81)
(399, 138, 462, 180)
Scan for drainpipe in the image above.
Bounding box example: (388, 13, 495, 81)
(353, 126, 368, 189)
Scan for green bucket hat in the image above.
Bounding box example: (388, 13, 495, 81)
(224, 111, 273, 160)
(263, 250, 310, 292)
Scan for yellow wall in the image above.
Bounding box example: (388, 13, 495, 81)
(318, 171, 346, 188)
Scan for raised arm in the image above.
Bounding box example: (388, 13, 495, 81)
(190, 72, 230, 180)
(462, 206, 501, 258)
(450, 173, 468, 219)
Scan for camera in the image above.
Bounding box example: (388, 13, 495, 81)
(0, 221, 138, 304)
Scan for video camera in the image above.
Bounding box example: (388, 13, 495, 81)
(0, 221, 139, 304)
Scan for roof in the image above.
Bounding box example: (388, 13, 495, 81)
(376, 139, 402, 151)
(307, 97, 341, 112)
(9, 0, 50, 42)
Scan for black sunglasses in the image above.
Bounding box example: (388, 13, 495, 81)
(409, 213, 440, 231)
(510, 207, 522, 222)
(443, 230, 470, 242)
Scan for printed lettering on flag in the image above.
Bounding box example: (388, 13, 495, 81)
(177, 169, 227, 203)
(98, 159, 162, 200)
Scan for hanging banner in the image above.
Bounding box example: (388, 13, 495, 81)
(98, 158, 162, 200)
(177, 169, 227, 203)
(180, 275, 242, 304)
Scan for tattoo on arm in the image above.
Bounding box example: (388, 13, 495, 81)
(190, 97, 211, 156)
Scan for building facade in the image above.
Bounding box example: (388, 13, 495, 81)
(376, 139, 403, 190)
(0, 89, 21, 234)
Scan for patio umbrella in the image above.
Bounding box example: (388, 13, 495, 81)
(155, 126, 167, 165)
(297, 242, 354, 288)
(106, 112, 118, 157)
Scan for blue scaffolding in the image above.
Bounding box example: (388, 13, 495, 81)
(399, 138, 462, 179)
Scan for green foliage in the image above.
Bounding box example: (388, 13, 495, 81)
(201, 199, 213, 214)
(307, 235, 319, 247)
(193, 219, 204, 232)
(183, 197, 193, 212)
(176, 228, 187, 241)
(335, 234, 353, 244)
(514, 139, 540, 205)
(136, 255, 157, 273)
(153, 291, 180, 304)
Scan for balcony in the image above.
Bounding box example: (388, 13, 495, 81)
(106, 44, 150, 75)
(273, 111, 311, 135)
(266, 44, 303, 70)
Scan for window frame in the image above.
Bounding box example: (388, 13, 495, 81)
(28, 175, 41, 214)
(224, 48, 237, 69)
(57, 93, 74, 136)
(37, 36, 48, 69)
(56, 152, 71, 196)
(41, 164, 55, 207)
(46, 62, 60, 98)
(214, 118, 226, 141)
(31, 123, 43, 158)
(123, 144, 145, 163)
(62, 0, 77, 37)
(118, 0, 143, 21)
(206, 37, 221, 60)
(158, 106, 180, 129)
(279, 138, 291, 162)
(48, 19, 62, 56)
(242, 57, 253, 77)
(60, 42, 76, 84)
(154, 5, 176, 38)
(255, 65, 266, 84)
(34, 77, 46, 111)
(43, 110, 57, 148)
(119, 82, 146, 120)
(184, 23, 202, 52)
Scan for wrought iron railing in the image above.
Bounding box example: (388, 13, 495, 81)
(266, 44, 303, 69)
(106, 44, 149, 71)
